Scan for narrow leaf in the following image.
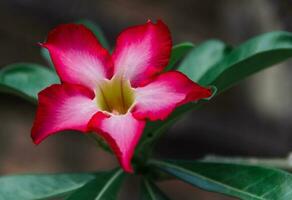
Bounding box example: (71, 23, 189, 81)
(66, 169, 124, 200)
(151, 160, 292, 200)
(0, 63, 59, 103)
(141, 178, 170, 200)
(137, 42, 226, 158)
(0, 173, 95, 200)
(40, 48, 54, 69)
(138, 32, 292, 160)
(203, 155, 292, 170)
(199, 31, 292, 91)
(178, 40, 231, 82)
(165, 42, 195, 71)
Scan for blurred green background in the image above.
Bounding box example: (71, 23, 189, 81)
(0, 0, 292, 199)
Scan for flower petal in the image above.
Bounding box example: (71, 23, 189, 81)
(112, 20, 172, 87)
(132, 71, 212, 121)
(87, 112, 145, 172)
(31, 84, 99, 144)
(42, 24, 113, 90)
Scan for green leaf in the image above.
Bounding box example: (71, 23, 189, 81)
(0, 63, 59, 103)
(138, 31, 292, 160)
(137, 41, 226, 158)
(77, 19, 110, 50)
(203, 155, 292, 171)
(141, 178, 170, 200)
(0, 173, 95, 200)
(40, 48, 54, 69)
(199, 31, 292, 91)
(66, 169, 124, 200)
(165, 42, 195, 71)
(151, 160, 292, 200)
(178, 40, 231, 82)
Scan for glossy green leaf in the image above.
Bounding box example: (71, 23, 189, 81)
(0, 173, 95, 200)
(66, 169, 124, 200)
(151, 160, 292, 200)
(199, 31, 292, 91)
(203, 155, 292, 171)
(0, 63, 59, 103)
(141, 178, 170, 200)
(165, 42, 195, 71)
(138, 32, 292, 160)
(40, 48, 54, 69)
(77, 19, 110, 50)
(137, 42, 225, 158)
(178, 40, 231, 82)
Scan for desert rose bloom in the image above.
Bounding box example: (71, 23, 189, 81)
(31, 20, 211, 172)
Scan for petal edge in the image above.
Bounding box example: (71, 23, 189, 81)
(87, 112, 145, 172)
(132, 71, 212, 121)
(43, 24, 113, 90)
(112, 20, 172, 87)
(31, 83, 98, 144)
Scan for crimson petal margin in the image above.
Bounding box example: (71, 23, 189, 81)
(112, 20, 172, 87)
(42, 24, 113, 90)
(132, 71, 212, 121)
(87, 112, 145, 173)
(31, 84, 99, 144)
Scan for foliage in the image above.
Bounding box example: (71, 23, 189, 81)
(1, 20, 292, 200)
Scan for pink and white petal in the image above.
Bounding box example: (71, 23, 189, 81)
(31, 83, 99, 144)
(87, 112, 145, 173)
(42, 24, 113, 90)
(132, 71, 212, 121)
(112, 20, 172, 87)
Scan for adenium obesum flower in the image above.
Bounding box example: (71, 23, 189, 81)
(31, 20, 211, 172)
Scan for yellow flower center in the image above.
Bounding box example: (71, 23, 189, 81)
(96, 75, 135, 115)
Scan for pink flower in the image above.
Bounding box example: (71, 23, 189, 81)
(31, 20, 211, 172)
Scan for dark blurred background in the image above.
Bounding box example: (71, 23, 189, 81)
(1, 0, 292, 199)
